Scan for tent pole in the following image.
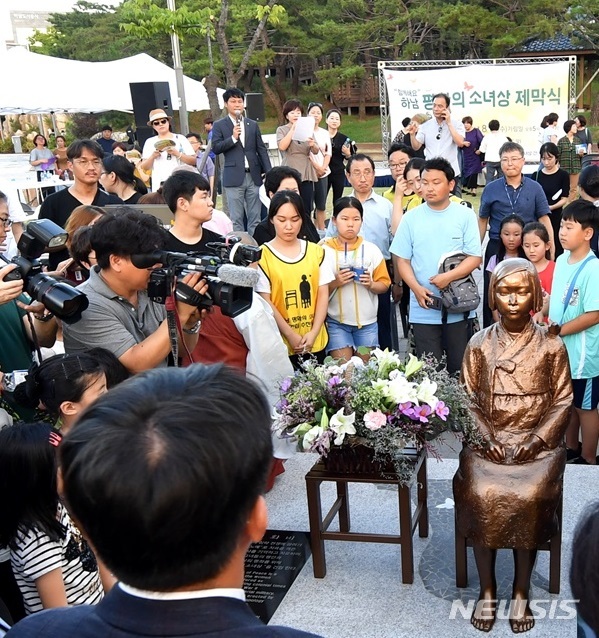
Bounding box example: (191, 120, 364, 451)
(167, 0, 189, 135)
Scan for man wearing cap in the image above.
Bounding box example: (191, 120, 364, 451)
(96, 125, 115, 155)
(139, 109, 196, 192)
(212, 88, 271, 234)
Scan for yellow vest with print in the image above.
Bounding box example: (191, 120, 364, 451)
(259, 243, 328, 355)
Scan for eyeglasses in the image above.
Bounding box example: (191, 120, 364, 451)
(501, 156, 524, 164)
(350, 170, 374, 179)
(152, 119, 169, 126)
(388, 162, 406, 170)
(72, 159, 102, 167)
(0, 217, 12, 228)
(436, 126, 443, 141)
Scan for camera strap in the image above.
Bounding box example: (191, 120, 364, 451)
(25, 313, 44, 365)
(165, 294, 180, 366)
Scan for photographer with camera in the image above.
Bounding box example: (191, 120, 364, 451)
(62, 208, 207, 374)
(0, 259, 58, 422)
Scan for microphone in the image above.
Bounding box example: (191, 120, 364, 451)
(130, 252, 259, 288)
(234, 109, 242, 124)
(217, 264, 259, 288)
(131, 251, 187, 269)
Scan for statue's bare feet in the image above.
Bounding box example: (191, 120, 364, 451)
(471, 589, 497, 632)
(509, 591, 535, 633)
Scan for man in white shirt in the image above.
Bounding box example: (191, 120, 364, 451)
(7, 365, 322, 638)
(411, 92, 465, 195)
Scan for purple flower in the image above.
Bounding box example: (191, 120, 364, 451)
(275, 399, 289, 411)
(435, 401, 449, 421)
(410, 404, 432, 423)
(328, 375, 342, 387)
(280, 377, 292, 393)
(399, 402, 414, 416)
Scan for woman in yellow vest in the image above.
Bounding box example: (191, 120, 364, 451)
(256, 191, 334, 368)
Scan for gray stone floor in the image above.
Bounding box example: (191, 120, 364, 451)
(265, 453, 593, 638)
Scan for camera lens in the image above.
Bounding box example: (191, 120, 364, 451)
(27, 274, 89, 323)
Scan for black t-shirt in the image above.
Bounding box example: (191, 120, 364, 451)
(329, 132, 350, 175)
(124, 192, 142, 205)
(253, 217, 320, 246)
(39, 187, 122, 269)
(531, 169, 570, 214)
(163, 228, 225, 254)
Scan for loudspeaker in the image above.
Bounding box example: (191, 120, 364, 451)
(130, 82, 173, 128)
(245, 93, 265, 122)
(134, 126, 155, 148)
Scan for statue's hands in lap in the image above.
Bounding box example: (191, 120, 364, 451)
(513, 434, 544, 463)
(483, 435, 506, 463)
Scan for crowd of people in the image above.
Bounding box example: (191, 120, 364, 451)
(0, 88, 598, 636)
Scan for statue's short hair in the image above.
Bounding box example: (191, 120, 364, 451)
(489, 258, 543, 314)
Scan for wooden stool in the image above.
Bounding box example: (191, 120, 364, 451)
(305, 450, 428, 584)
(454, 493, 563, 594)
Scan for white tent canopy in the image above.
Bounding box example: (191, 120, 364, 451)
(0, 47, 223, 115)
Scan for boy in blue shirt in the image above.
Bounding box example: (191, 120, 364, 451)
(548, 200, 599, 464)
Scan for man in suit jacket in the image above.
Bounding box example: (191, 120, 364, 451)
(212, 88, 271, 235)
(7, 366, 322, 638)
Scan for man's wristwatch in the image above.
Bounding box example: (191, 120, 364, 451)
(33, 312, 54, 323)
(183, 321, 201, 335)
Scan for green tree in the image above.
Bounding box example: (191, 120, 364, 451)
(29, 1, 171, 62)
(120, 0, 286, 117)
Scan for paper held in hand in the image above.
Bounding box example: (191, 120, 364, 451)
(292, 117, 315, 142)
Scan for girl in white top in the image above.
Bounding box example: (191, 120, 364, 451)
(307, 102, 332, 231)
(322, 196, 391, 362)
(0, 422, 106, 615)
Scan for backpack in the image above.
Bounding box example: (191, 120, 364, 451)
(437, 252, 480, 320)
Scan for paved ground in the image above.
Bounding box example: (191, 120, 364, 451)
(265, 453, 592, 638)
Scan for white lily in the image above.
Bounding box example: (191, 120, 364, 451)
(371, 378, 390, 394)
(371, 348, 402, 368)
(302, 425, 324, 451)
(329, 408, 356, 445)
(416, 377, 439, 409)
(404, 353, 424, 378)
(386, 374, 418, 405)
(340, 355, 365, 371)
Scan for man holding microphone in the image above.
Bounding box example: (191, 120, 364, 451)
(211, 88, 271, 234)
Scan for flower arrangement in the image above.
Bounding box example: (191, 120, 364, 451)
(275, 349, 477, 483)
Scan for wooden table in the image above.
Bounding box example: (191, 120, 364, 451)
(305, 450, 428, 584)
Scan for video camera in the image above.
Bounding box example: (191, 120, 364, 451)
(131, 239, 261, 318)
(204, 235, 261, 267)
(1, 219, 88, 323)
